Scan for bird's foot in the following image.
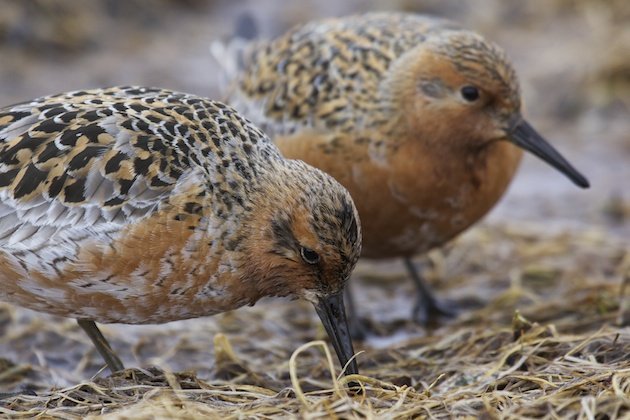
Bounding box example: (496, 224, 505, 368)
(347, 313, 374, 341)
(412, 295, 458, 326)
(0, 387, 37, 400)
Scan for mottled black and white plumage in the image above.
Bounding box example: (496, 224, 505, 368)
(221, 13, 517, 140)
(0, 85, 361, 323)
(0, 85, 362, 375)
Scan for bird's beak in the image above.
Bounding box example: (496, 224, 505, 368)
(313, 292, 359, 376)
(507, 117, 590, 188)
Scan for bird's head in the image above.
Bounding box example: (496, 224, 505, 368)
(240, 160, 362, 375)
(390, 29, 589, 188)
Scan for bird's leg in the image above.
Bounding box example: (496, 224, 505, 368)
(76, 319, 124, 372)
(0, 388, 37, 400)
(404, 258, 458, 325)
(344, 282, 370, 340)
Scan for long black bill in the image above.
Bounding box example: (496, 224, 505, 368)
(508, 119, 590, 188)
(313, 292, 359, 376)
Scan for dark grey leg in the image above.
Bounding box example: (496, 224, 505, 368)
(344, 281, 369, 340)
(77, 319, 124, 372)
(404, 258, 457, 324)
(0, 388, 36, 400)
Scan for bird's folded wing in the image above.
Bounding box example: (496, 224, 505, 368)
(0, 88, 196, 251)
(223, 13, 456, 139)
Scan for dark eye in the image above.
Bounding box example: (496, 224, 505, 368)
(461, 86, 480, 102)
(300, 247, 320, 265)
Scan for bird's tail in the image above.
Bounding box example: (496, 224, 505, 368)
(210, 12, 259, 96)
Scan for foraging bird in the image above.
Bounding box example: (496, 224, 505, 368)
(0, 86, 361, 375)
(216, 12, 590, 325)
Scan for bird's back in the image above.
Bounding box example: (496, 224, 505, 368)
(226, 13, 461, 136)
(0, 86, 278, 323)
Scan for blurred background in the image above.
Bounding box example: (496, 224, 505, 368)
(0, 0, 628, 390)
(0, 0, 628, 232)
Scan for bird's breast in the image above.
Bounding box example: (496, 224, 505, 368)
(359, 140, 523, 258)
(275, 132, 522, 259)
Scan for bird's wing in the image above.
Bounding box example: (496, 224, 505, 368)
(223, 12, 458, 137)
(0, 86, 214, 251)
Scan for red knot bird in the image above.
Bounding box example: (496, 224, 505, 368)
(215, 12, 590, 327)
(0, 86, 361, 375)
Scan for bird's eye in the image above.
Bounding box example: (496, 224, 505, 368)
(300, 247, 320, 265)
(460, 86, 480, 102)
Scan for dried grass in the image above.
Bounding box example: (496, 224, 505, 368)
(0, 222, 628, 419)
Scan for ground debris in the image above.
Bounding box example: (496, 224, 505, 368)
(0, 223, 628, 418)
